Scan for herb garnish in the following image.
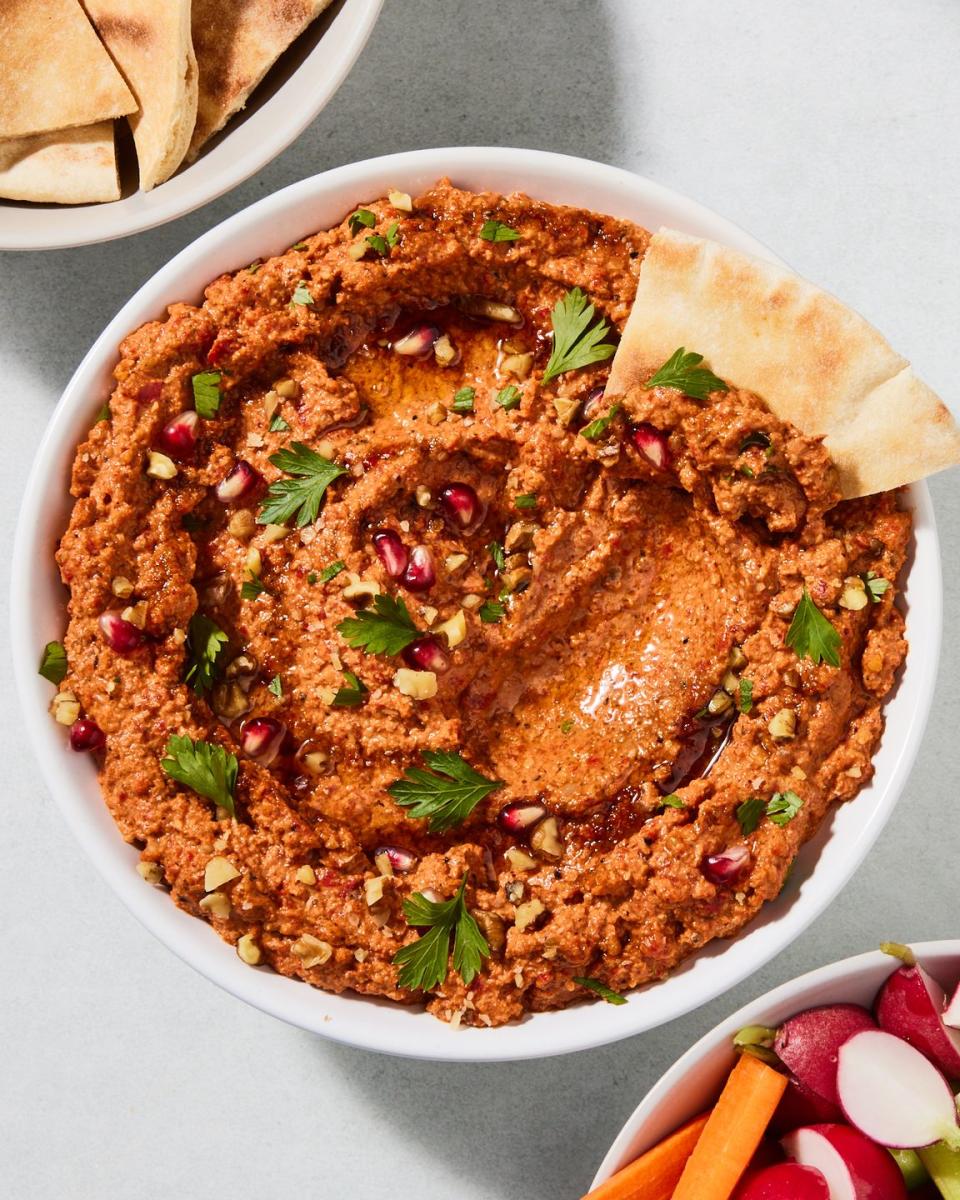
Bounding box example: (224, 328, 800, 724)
(366, 222, 400, 257)
(247, 259, 263, 274)
(258, 442, 348, 528)
(452, 386, 475, 413)
(581, 403, 621, 441)
(269, 413, 290, 432)
(184, 614, 227, 695)
(337, 594, 419, 656)
(495, 384, 521, 410)
(646, 348, 728, 402)
(331, 669, 368, 708)
(487, 541, 506, 571)
(291, 281, 314, 306)
(514, 493, 537, 510)
(38, 641, 68, 685)
(268, 675, 283, 698)
(478, 600, 505, 624)
(737, 797, 765, 836)
(387, 749, 503, 833)
(573, 976, 627, 1006)
(786, 587, 841, 667)
(864, 572, 891, 602)
(94, 403, 111, 423)
(767, 790, 803, 826)
(348, 209, 376, 234)
(319, 560, 347, 583)
(738, 678, 754, 715)
(241, 579, 269, 600)
(560, 718, 574, 734)
(480, 219, 521, 243)
(542, 288, 616, 383)
(290, 241, 308, 251)
(192, 371, 222, 418)
(161, 735, 238, 818)
(661, 793, 685, 809)
(393, 874, 490, 991)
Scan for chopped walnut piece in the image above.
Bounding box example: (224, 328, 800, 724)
(768, 708, 797, 741)
(146, 451, 177, 479)
(393, 668, 438, 699)
(111, 576, 134, 599)
(236, 934, 261, 965)
(50, 690, 80, 726)
(204, 856, 241, 892)
(292, 934, 332, 968)
(137, 861, 163, 885)
(199, 892, 231, 919)
(295, 865, 317, 885)
(514, 899, 545, 931)
(504, 846, 538, 872)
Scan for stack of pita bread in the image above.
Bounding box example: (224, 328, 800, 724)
(0, 0, 332, 206)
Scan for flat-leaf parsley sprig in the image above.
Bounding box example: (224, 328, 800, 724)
(645, 347, 728, 402)
(258, 442, 349, 528)
(542, 288, 616, 383)
(387, 750, 503, 833)
(161, 735, 238, 818)
(337, 594, 420, 656)
(393, 874, 490, 991)
(786, 587, 841, 667)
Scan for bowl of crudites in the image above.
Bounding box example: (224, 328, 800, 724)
(587, 940, 960, 1200)
(0, 0, 383, 250)
(11, 147, 959, 1061)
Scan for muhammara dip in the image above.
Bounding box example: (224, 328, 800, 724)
(47, 182, 958, 1026)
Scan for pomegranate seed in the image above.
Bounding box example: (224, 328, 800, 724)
(401, 544, 436, 592)
(69, 718, 106, 752)
(374, 846, 417, 873)
(631, 423, 671, 470)
(98, 610, 144, 654)
(439, 482, 482, 530)
(402, 636, 449, 673)
(373, 529, 409, 578)
(701, 844, 751, 886)
(156, 411, 199, 461)
(582, 386, 606, 421)
(498, 801, 548, 833)
(393, 324, 440, 357)
(216, 460, 261, 503)
(240, 717, 286, 765)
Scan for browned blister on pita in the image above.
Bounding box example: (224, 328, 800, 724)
(607, 228, 960, 498)
(188, 0, 333, 162)
(0, 0, 136, 140)
(0, 122, 120, 204)
(84, 0, 198, 191)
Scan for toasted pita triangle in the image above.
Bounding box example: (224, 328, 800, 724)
(187, 0, 333, 162)
(0, 0, 136, 139)
(607, 229, 960, 498)
(0, 122, 119, 204)
(84, 0, 198, 191)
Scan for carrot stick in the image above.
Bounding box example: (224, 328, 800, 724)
(581, 1112, 710, 1200)
(671, 1055, 787, 1200)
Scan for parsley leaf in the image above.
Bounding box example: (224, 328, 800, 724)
(259, 442, 349, 528)
(192, 371, 222, 418)
(661, 793, 685, 809)
(387, 749, 503, 833)
(247, 259, 263, 274)
(394, 874, 490, 991)
(337, 594, 419, 656)
(737, 797, 765, 835)
(38, 641, 68, 685)
(645, 347, 728, 402)
(542, 287, 616, 383)
(738, 677, 753, 715)
(385, 221, 400, 247)
(767, 790, 803, 826)
(560, 718, 574, 734)
(573, 976, 627, 1006)
(161, 734, 238, 818)
(269, 413, 290, 432)
(290, 241, 308, 251)
(514, 493, 537, 509)
(487, 541, 506, 572)
(348, 209, 376, 234)
(268, 675, 283, 698)
(581, 403, 621, 441)
(366, 223, 399, 258)
(331, 669, 368, 708)
(184, 614, 228, 696)
(94, 403, 111, 423)
(864, 572, 891, 602)
(241, 579, 269, 600)
(786, 587, 841, 667)
(480, 219, 521, 243)
(478, 600, 505, 624)
(452, 386, 475, 413)
(291, 281, 314, 306)
(319, 560, 346, 583)
(495, 384, 521, 410)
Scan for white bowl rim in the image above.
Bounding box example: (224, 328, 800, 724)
(0, 0, 384, 252)
(591, 938, 960, 1187)
(10, 146, 942, 1062)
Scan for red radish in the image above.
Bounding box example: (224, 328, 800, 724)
(876, 964, 960, 1079)
(782, 1124, 908, 1199)
(735, 1162, 830, 1200)
(631, 422, 671, 469)
(774, 1004, 876, 1105)
(770, 1078, 843, 1136)
(836, 1029, 960, 1149)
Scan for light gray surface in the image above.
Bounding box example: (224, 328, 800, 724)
(2, 2, 959, 1197)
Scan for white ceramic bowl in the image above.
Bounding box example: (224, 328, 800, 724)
(0, 0, 382, 251)
(10, 147, 941, 1062)
(591, 940, 960, 1188)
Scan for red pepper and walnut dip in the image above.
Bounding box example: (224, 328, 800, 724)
(52, 182, 909, 1026)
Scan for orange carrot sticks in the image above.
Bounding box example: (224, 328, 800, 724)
(581, 1113, 710, 1200)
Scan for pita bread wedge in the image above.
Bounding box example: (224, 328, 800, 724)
(84, 0, 198, 191)
(0, 0, 136, 140)
(607, 228, 960, 498)
(0, 122, 119, 204)
(188, 0, 333, 161)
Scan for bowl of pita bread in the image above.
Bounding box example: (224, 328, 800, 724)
(0, 0, 383, 251)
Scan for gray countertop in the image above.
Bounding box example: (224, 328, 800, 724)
(2, 2, 959, 1196)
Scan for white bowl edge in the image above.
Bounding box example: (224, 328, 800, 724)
(10, 147, 942, 1061)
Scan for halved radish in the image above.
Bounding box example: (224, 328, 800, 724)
(837, 1030, 960, 1149)
(774, 1004, 876, 1104)
(876, 965, 960, 1079)
(734, 1161, 830, 1199)
(782, 1123, 908, 1199)
(770, 1077, 843, 1136)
